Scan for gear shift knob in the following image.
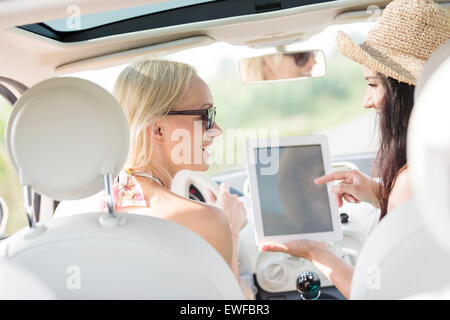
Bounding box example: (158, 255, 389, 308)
(297, 271, 321, 300)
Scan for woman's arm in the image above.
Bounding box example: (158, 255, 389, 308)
(205, 183, 247, 281)
(314, 170, 381, 208)
(229, 231, 240, 281)
(261, 240, 354, 299)
(387, 167, 413, 213)
(197, 206, 234, 268)
(309, 246, 354, 299)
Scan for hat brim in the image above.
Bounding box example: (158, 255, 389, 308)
(336, 31, 422, 85)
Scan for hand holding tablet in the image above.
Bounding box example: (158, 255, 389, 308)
(245, 135, 342, 246)
(259, 239, 330, 260)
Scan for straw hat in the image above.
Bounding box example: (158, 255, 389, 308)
(336, 0, 450, 85)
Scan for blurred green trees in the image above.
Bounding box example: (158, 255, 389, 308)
(210, 55, 365, 134)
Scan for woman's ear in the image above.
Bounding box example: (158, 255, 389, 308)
(147, 122, 164, 144)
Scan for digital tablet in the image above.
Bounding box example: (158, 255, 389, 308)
(245, 135, 342, 246)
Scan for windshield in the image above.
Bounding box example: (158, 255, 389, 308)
(0, 21, 379, 235)
(70, 22, 379, 176)
(166, 23, 380, 176)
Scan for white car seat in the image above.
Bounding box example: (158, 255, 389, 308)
(408, 40, 450, 253)
(403, 40, 450, 299)
(350, 40, 450, 299)
(0, 77, 243, 299)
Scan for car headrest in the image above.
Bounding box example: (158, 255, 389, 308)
(407, 40, 450, 251)
(5, 77, 129, 201)
(414, 40, 450, 101)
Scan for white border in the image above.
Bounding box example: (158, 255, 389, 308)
(245, 135, 342, 246)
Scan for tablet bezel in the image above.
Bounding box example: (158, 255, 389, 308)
(245, 135, 342, 246)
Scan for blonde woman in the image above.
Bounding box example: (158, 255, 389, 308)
(55, 59, 246, 280)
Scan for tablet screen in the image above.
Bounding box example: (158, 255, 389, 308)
(254, 145, 333, 236)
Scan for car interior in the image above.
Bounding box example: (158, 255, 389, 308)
(0, 0, 449, 300)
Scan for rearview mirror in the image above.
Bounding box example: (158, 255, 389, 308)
(238, 50, 326, 83)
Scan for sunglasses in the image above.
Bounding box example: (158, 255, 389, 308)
(167, 105, 216, 130)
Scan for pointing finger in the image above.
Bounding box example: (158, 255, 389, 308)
(314, 171, 349, 185)
(219, 182, 230, 195)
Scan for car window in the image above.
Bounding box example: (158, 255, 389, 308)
(0, 97, 27, 235)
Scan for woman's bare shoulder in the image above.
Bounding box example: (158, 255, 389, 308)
(388, 167, 413, 213)
(118, 186, 225, 225)
(162, 191, 228, 227)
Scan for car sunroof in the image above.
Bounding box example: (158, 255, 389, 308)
(18, 0, 333, 43)
(43, 0, 217, 32)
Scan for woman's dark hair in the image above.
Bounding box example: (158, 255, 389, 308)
(285, 52, 311, 67)
(373, 74, 415, 220)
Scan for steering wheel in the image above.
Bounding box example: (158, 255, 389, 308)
(171, 170, 249, 233)
(171, 170, 220, 202)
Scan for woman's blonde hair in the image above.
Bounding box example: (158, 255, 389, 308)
(113, 58, 196, 180)
(240, 54, 286, 81)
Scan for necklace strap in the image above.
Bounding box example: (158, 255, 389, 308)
(131, 169, 164, 187)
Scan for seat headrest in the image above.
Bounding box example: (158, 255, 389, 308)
(407, 40, 450, 251)
(415, 40, 450, 101)
(5, 77, 129, 200)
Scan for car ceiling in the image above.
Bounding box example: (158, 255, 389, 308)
(0, 0, 448, 87)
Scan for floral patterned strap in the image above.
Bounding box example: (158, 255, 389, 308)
(100, 169, 147, 211)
